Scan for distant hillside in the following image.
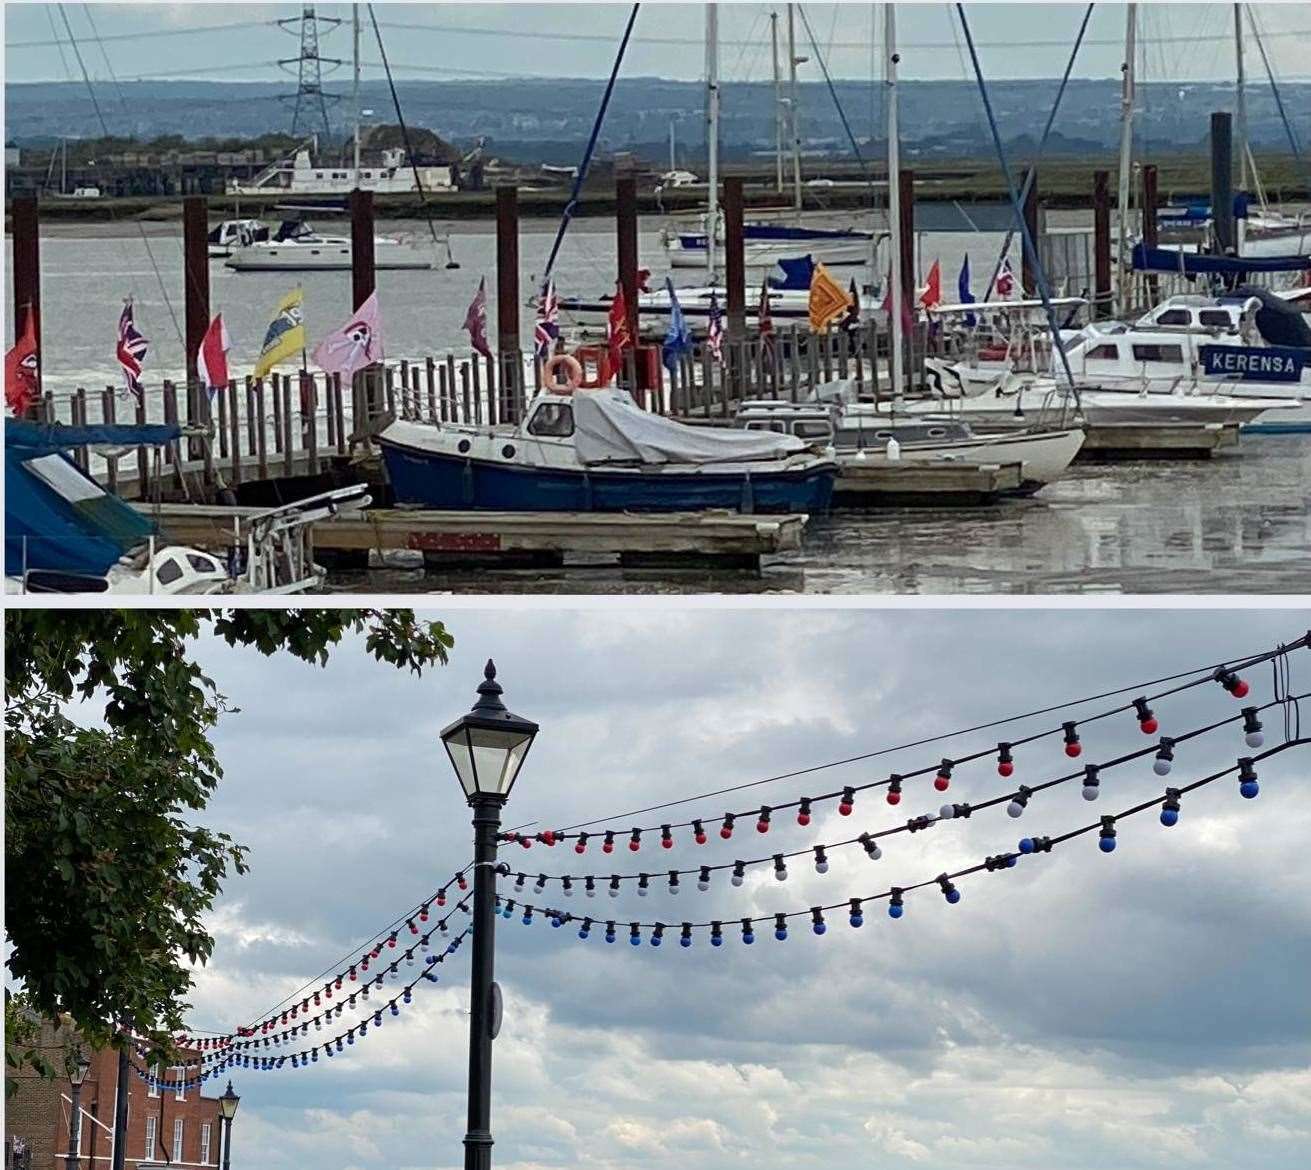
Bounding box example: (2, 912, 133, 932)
(6, 77, 1310, 166)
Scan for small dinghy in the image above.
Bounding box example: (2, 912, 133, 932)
(379, 388, 836, 514)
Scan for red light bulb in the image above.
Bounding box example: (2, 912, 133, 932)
(1140, 717, 1158, 735)
(886, 790, 901, 806)
(797, 811, 811, 826)
(998, 761, 1014, 778)
(574, 842, 586, 855)
(934, 774, 950, 792)
(694, 830, 707, 845)
(602, 840, 614, 854)
(1065, 741, 1082, 758)
(1232, 679, 1249, 698)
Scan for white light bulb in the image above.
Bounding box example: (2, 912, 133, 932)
(1153, 758, 1172, 776)
(1245, 730, 1264, 748)
(775, 868, 788, 881)
(608, 886, 619, 898)
(563, 886, 573, 897)
(669, 884, 679, 895)
(637, 885, 648, 897)
(697, 879, 710, 891)
(731, 873, 745, 887)
(585, 886, 595, 898)
(868, 844, 883, 861)
(815, 861, 829, 874)
(1082, 785, 1099, 800)
(939, 804, 954, 819)
(1007, 800, 1024, 818)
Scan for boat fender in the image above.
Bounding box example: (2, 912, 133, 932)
(543, 353, 584, 394)
(886, 436, 901, 463)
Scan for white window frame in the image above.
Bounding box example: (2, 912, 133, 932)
(144, 1116, 157, 1159)
(171, 1065, 186, 1101)
(172, 1118, 184, 1163)
(200, 1123, 212, 1165)
(148, 1063, 160, 1098)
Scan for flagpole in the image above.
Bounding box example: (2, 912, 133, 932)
(705, 2, 720, 286)
(885, 3, 904, 411)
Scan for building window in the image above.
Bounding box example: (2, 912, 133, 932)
(173, 1119, 184, 1163)
(172, 1066, 186, 1101)
(148, 1063, 160, 1098)
(201, 1123, 212, 1165)
(144, 1116, 157, 1159)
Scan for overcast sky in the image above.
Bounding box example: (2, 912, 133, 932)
(5, 1, 1311, 84)
(72, 607, 1311, 1170)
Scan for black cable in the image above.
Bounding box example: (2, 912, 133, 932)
(514, 635, 1307, 841)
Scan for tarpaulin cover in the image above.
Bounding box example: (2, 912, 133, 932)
(1227, 285, 1311, 349)
(6, 419, 182, 452)
(5, 435, 157, 578)
(572, 390, 806, 466)
(1131, 244, 1311, 275)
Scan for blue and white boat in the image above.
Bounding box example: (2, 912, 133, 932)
(379, 389, 836, 514)
(663, 219, 873, 271)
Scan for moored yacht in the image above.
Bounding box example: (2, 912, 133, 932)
(225, 218, 434, 272)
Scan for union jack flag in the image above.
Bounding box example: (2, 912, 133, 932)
(534, 280, 559, 361)
(706, 291, 724, 364)
(116, 300, 149, 399)
(996, 258, 1016, 299)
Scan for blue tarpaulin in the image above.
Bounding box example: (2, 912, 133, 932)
(6, 419, 182, 452)
(1131, 244, 1311, 275)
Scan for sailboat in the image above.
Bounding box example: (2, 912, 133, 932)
(660, 4, 872, 274)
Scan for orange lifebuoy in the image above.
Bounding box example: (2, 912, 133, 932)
(543, 353, 583, 394)
(573, 345, 612, 389)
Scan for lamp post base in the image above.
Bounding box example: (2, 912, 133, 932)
(463, 1130, 493, 1170)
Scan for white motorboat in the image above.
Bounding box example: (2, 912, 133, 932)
(208, 218, 270, 258)
(558, 283, 814, 337)
(662, 217, 874, 271)
(225, 219, 433, 272)
(736, 395, 1084, 495)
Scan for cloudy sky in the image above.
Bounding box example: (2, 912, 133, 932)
(5, 1, 1311, 84)
(86, 606, 1311, 1170)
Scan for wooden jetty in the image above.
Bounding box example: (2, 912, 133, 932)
(135, 502, 808, 570)
(1079, 422, 1240, 460)
(833, 461, 1025, 506)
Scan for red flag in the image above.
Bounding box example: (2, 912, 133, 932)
(918, 259, 942, 310)
(463, 277, 493, 361)
(880, 270, 914, 335)
(196, 313, 230, 397)
(5, 307, 39, 417)
(607, 281, 632, 378)
(757, 280, 775, 351)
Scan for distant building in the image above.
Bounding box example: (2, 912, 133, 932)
(5, 1018, 225, 1170)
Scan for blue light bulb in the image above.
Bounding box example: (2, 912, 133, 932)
(629, 933, 641, 946)
(1099, 836, 1117, 853)
(946, 888, 962, 904)
(578, 927, 590, 940)
(551, 916, 563, 928)
(742, 930, 755, 945)
(813, 922, 826, 935)
(680, 936, 692, 947)
(521, 913, 531, 925)
(604, 930, 616, 944)
(1160, 808, 1179, 827)
(775, 927, 787, 941)
(1019, 838, 1035, 854)
(1240, 779, 1259, 799)
(850, 913, 863, 928)
(650, 934, 661, 947)
(888, 904, 903, 919)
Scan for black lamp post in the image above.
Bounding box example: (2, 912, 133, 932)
(218, 1081, 240, 1170)
(440, 660, 538, 1170)
(68, 1050, 91, 1170)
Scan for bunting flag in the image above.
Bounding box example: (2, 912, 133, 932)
(534, 280, 560, 362)
(706, 291, 724, 364)
(996, 258, 1016, 299)
(919, 259, 942, 310)
(757, 280, 776, 353)
(879, 270, 914, 336)
(807, 261, 851, 332)
(5, 307, 39, 417)
(607, 281, 632, 376)
(253, 287, 306, 380)
(662, 278, 693, 374)
(116, 300, 149, 400)
(958, 254, 977, 328)
(196, 313, 230, 400)
(842, 278, 861, 336)
(312, 291, 384, 381)
(463, 277, 493, 361)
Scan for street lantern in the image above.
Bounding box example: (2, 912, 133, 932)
(442, 661, 537, 1170)
(218, 1081, 240, 1170)
(68, 1049, 91, 1170)
(440, 661, 539, 803)
(70, 1052, 91, 1087)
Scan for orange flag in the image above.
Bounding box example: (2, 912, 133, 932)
(808, 261, 852, 332)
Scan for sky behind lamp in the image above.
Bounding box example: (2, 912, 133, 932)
(441, 661, 538, 1170)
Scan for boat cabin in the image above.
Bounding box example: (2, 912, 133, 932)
(1134, 296, 1248, 334)
(736, 400, 971, 449)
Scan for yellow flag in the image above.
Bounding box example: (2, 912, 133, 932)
(253, 287, 306, 379)
(808, 262, 851, 332)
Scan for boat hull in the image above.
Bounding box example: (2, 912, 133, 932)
(380, 436, 834, 514)
(225, 242, 432, 271)
(667, 237, 871, 270)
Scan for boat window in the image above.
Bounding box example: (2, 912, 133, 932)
(793, 421, 832, 440)
(187, 554, 219, 574)
(927, 427, 948, 438)
(156, 558, 183, 586)
(24, 454, 106, 502)
(527, 402, 575, 437)
(1084, 344, 1120, 361)
(1199, 310, 1233, 328)
(1131, 343, 1184, 363)
(1155, 309, 1191, 326)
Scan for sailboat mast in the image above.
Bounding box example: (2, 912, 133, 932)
(771, 10, 783, 194)
(352, 1, 361, 184)
(1115, 2, 1136, 316)
(670, 121, 676, 172)
(787, 3, 803, 212)
(1234, 2, 1249, 192)
(705, 1, 720, 283)
(885, 3, 904, 409)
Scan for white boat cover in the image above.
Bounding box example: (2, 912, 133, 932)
(572, 390, 806, 466)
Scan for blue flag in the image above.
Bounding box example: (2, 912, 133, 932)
(662, 277, 692, 373)
(958, 253, 976, 328)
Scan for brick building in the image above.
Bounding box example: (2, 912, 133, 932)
(5, 1021, 228, 1170)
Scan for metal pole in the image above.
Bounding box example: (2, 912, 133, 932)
(771, 11, 783, 194)
(109, 1046, 129, 1170)
(705, 3, 720, 285)
(787, 3, 802, 212)
(68, 1080, 83, 1170)
(1115, 2, 1137, 315)
(885, 3, 904, 409)
(1234, 2, 1248, 193)
(1141, 162, 1160, 303)
(1021, 169, 1039, 297)
(222, 1115, 233, 1170)
(352, 1, 361, 184)
(11, 195, 40, 353)
(463, 797, 503, 1170)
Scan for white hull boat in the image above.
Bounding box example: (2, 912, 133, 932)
(559, 284, 813, 336)
(225, 219, 433, 272)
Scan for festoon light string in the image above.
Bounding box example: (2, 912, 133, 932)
(501, 639, 1305, 853)
(494, 696, 1294, 896)
(494, 739, 1307, 945)
(128, 925, 473, 1086)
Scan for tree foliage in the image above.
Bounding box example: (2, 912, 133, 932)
(4, 609, 452, 1076)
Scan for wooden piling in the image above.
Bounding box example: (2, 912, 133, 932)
(496, 186, 520, 363)
(616, 177, 640, 348)
(1092, 169, 1112, 320)
(898, 168, 916, 305)
(1141, 163, 1160, 303)
(1211, 111, 1235, 254)
(351, 189, 376, 310)
(182, 196, 210, 384)
(11, 196, 41, 404)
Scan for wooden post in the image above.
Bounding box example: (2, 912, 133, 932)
(1021, 168, 1039, 297)
(496, 186, 520, 365)
(1092, 169, 1112, 320)
(723, 176, 746, 339)
(11, 197, 41, 380)
(182, 196, 210, 384)
(350, 188, 376, 310)
(616, 176, 640, 349)
(1211, 111, 1235, 254)
(898, 168, 916, 309)
(1141, 163, 1160, 303)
